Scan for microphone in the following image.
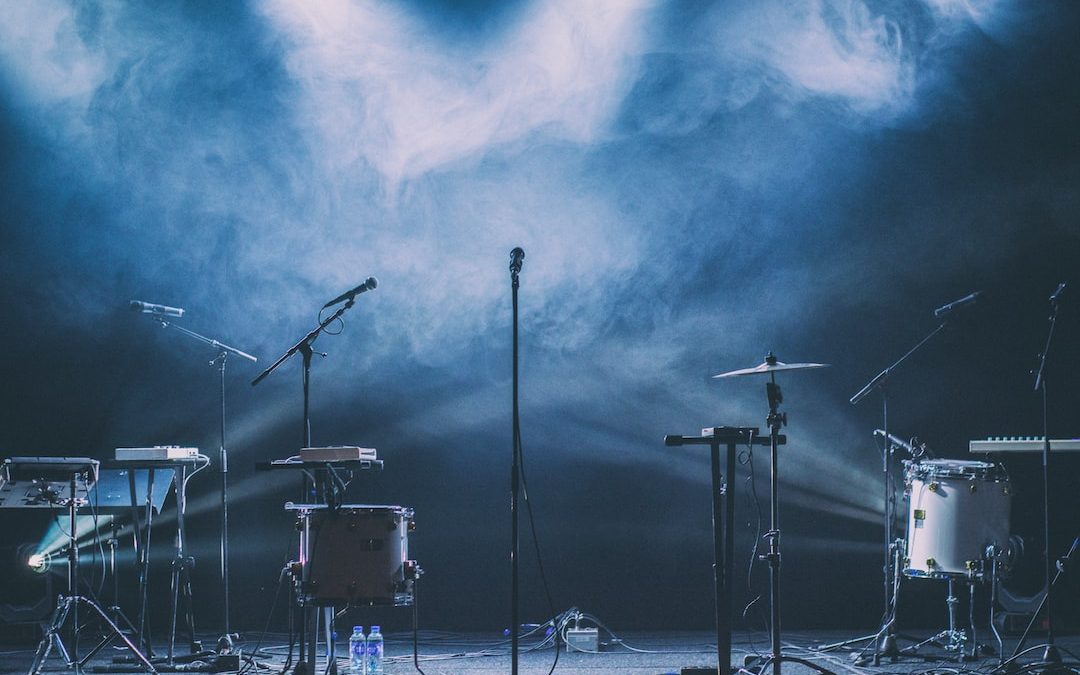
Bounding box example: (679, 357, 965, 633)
(322, 276, 378, 309)
(873, 429, 915, 456)
(130, 300, 184, 318)
(1050, 282, 1066, 304)
(509, 247, 524, 276)
(933, 291, 981, 319)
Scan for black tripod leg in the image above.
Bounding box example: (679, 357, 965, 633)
(181, 563, 199, 652)
(77, 597, 157, 673)
(28, 596, 70, 675)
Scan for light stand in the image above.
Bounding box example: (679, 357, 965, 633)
(150, 317, 257, 647)
(508, 247, 524, 675)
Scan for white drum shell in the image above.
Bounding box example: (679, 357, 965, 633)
(904, 461, 1010, 577)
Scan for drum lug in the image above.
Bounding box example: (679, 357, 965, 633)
(969, 481, 977, 493)
(928, 482, 939, 492)
(926, 558, 937, 570)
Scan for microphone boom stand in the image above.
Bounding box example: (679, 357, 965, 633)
(845, 321, 948, 664)
(251, 295, 363, 675)
(1030, 286, 1064, 668)
(152, 318, 257, 647)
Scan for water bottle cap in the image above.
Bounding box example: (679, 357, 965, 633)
(353, 625, 363, 632)
(371, 625, 380, 632)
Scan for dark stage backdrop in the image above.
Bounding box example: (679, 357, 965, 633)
(1, 0, 1078, 635)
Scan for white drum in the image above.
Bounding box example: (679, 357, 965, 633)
(903, 459, 1010, 578)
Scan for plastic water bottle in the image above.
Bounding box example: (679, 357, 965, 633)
(366, 625, 384, 675)
(349, 626, 366, 675)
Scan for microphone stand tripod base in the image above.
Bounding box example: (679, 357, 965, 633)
(876, 633, 899, 662)
(1042, 645, 1062, 664)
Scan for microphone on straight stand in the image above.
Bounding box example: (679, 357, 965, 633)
(322, 276, 378, 308)
(933, 291, 981, 319)
(130, 300, 185, 318)
(509, 247, 524, 277)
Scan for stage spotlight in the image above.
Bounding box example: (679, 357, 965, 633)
(0, 543, 54, 624)
(26, 552, 50, 574)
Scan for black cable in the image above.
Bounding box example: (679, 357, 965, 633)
(516, 426, 562, 675)
(739, 438, 767, 658)
(316, 307, 345, 336)
(412, 578, 427, 674)
(237, 563, 288, 675)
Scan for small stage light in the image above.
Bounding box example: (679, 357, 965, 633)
(27, 552, 50, 574)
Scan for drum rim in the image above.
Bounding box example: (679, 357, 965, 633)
(917, 459, 996, 470)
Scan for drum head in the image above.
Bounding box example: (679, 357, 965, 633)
(921, 459, 994, 472)
(908, 458, 1000, 480)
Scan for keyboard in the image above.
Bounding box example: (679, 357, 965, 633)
(969, 437, 1080, 453)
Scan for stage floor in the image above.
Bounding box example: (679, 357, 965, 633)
(2, 630, 1077, 675)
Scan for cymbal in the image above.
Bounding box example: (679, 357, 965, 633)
(713, 352, 829, 379)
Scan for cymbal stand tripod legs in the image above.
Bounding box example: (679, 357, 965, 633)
(747, 377, 834, 675)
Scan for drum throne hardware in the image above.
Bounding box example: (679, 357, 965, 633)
(713, 353, 833, 675)
(4, 458, 158, 675)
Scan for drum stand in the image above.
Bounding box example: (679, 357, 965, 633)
(903, 578, 971, 659)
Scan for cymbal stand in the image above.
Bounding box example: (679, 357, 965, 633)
(748, 374, 834, 675)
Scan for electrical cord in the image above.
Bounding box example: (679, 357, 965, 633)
(236, 560, 289, 675)
(515, 422, 562, 675)
(412, 578, 427, 674)
(739, 432, 768, 659)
